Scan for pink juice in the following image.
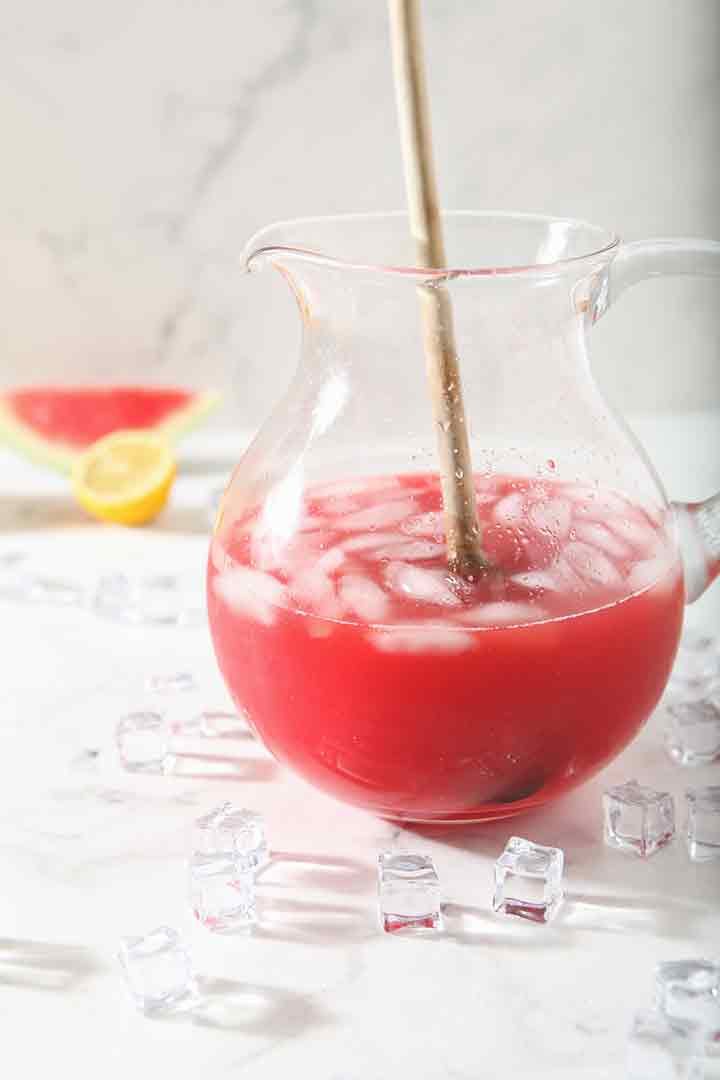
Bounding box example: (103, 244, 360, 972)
(208, 473, 684, 822)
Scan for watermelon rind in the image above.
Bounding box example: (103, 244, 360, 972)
(0, 387, 220, 473)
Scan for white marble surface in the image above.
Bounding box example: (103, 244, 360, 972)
(1, 412, 719, 1079)
(0, 0, 718, 417)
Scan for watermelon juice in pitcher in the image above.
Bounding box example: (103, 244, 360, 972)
(208, 213, 720, 824)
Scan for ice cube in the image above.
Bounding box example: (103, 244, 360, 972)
(401, 511, 444, 539)
(309, 476, 401, 500)
(117, 927, 200, 1014)
(339, 574, 390, 623)
(370, 624, 473, 654)
(664, 700, 720, 766)
(567, 486, 631, 520)
(213, 566, 286, 626)
(511, 559, 582, 594)
(563, 541, 624, 588)
(573, 521, 632, 560)
(336, 501, 415, 532)
(377, 852, 442, 933)
(627, 554, 676, 594)
(145, 672, 196, 695)
(492, 836, 564, 924)
(115, 712, 173, 774)
(609, 514, 659, 552)
(176, 711, 249, 739)
(454, 601, 548, 626)
(672, 629, 720, 684)
(528, 498, 572, 538)
(626, 1010, 704, 1080)
(290, 565, 342, 619)
(341, 531, 408, 553)
(603, 779, 675, 857)
(655, 958, 720, 1039)
(385, 562, 462, 606)
(193, 803, 268, 869)
(685, 787, 720, 863)
(493, 492, 527, 527)
(189, 853, 257, 932)
(371, 540, 446, 562)
(95, 572, 205, 627)
(25, 575, 86, 607)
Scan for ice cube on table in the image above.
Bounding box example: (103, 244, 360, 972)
(145, 672, 196, 695)
(115, 712, 173, 774)
(626, 1010, 705, 1080)
(117, 927, 200, 1014)
(603, 779, 675, 857)
(385, 562, 462, 606)
(665, 700, 720, 766)
(26, 575, 86, 607)
(655, 959, 720, 1040)
(685, 787, 720, 863)
(338, 574, 390, 623)
(189, 853, 257, 933)
(672, 629, 720, 685)
(213, 566, 286, 626)
(378, 852, 442, 933)
(193, 804, 268, 869)
(175, 710, 249, 739)
(94, 572, 205, 627)
(492, 836, 564, 924)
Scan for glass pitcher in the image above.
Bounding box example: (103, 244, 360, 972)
(208, 212, 719, 825)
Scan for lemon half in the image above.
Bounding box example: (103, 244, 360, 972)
(71, 430, 176, 526)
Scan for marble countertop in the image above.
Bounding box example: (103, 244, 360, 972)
(1, 412, 718, 1080)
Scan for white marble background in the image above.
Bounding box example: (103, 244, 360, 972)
(0, 0, 718, 425)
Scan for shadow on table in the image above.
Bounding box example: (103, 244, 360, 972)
(0, 937, 103, 991)
(441, 902, 573, 950)
(256, 895, 376, 947)
(259, 850, 376, 893)
(193, 976, 335, 1035)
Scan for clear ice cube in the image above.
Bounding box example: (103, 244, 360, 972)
(603, 779, 675, 857)
(189, 853, 257, 932)
(115, 712, 172, 774)
(671, 629, 720, 686)
(626, 1010, 705, 1080)
(665, 700, 720, 766)
(492, 836, 564, 924)
(378, 852, 442, 933)
(117, 927, 199, 1014)
(193, 803, 268, 869)
(176, 710, 248, 738)
(385, 562, 461, 606)
(338, 574, 390, 623)
(145, 672, 197, 695)
(655, 959, 720, 1039)
(94, 572, 205, 627)
(685, 786, 720, 862)
(213, 566, 286, 626)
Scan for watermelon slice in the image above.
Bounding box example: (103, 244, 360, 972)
(0, 385, 219, 471)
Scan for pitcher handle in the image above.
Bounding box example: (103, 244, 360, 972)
(601, 238, 720, 602)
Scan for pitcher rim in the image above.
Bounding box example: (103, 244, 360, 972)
(243, 210, 620, 278)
